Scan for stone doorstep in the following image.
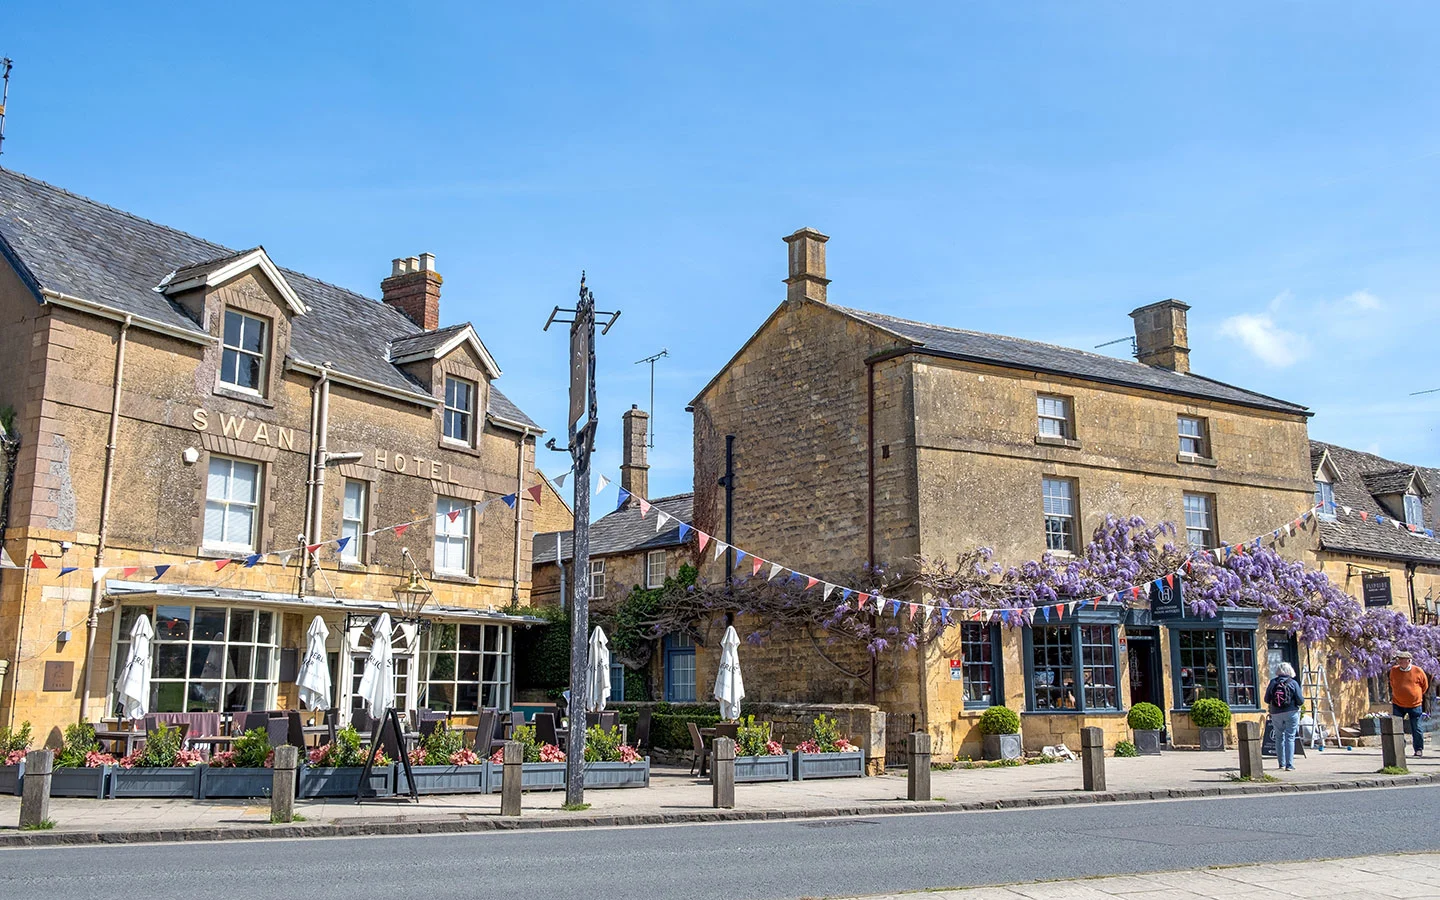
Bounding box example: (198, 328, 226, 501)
(1, 770, 1437, 849)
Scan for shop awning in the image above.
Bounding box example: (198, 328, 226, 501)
(103, 580, 547, 626)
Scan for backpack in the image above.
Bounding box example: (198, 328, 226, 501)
(1270, 677, 1297, 710)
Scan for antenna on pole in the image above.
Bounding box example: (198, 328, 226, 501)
(1411, 388, 1440, 396)
(0, 58, 13, 160)
(634, 348, 669, 449)
(1094, 335, 1137, 356)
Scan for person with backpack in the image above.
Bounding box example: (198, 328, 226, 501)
(1264, 662, 1303, 771)
(1389, 651, 1430, 757)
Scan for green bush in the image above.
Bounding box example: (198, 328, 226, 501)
(1114, 740, 1138, 758)
(977, 706, 1020, 736)
(735, 715, 776, 757)
(420, 723, 465, 765)
(615, 708, 722, 750)
(584, 725, 624, 762)
(55, 722, 99, 768)
(809, 714, 843, 752)
(513, 607, 570, 691)
(314, 726, 366, 768)
(137, 722, 186, 767)
(0, 721, 32, 755)
(1127, 702, 1164, 731)
(1189, 698, 1232, 728)
(232, 728, 272, 768)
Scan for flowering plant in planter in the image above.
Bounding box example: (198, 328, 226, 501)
(407, 723, 479, 766)
(583, 725, 641, 763)
(208, 728, 273, 768)
(487, 724, 566, 763)
(1, 720, 33, 765)
(54, 722, 103, 768)
(308, 725, 391, 767)
(118, 723, 204, 768)
(795, 714, 855, 753)
(735, 715, 785, 757)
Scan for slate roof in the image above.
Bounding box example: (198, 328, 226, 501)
(1311, 441, 1440, 564)
(389, 323, 472, 359)
(533, 493, 694, 564)
(1362, 469, 1423, 497)
(832, 305, 1310, 416)
(0, 169, 538, 430)
(167, 247, 258, 285)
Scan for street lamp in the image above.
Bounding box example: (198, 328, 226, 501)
(392, 547, 433, 620)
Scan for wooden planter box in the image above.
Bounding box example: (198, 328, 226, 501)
(397, 764, 488, 795)
(298, 765, 393, 798)
(983, 733, 1023, 761)
(0, 762, 20, 796)
(110, 766, 202, 799)
(484, 759, 650, 792)
(51, 765, 109, 798)
(732, 754, 793, 783)
(1132, 729, 1164, 755)
(793, 750, 865, 780)
(201, 766, 275, 799)
(1197, 726, 1227, 751)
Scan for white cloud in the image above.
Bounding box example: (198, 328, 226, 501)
(1218, 313, 1310, 368)
(1341, 290, 1382, 311)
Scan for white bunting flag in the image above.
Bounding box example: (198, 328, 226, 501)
(596, 475, 611, 493)
(768, 562, 784, 581)
(91, 566, 109, 584)
(656, 511, 671, 533)
(1342, 506, 1352, 515)
(713, 540, 728, 562)
(638, 498, 651, 518)
(554, 472, 569, 489)
(0, 548, 16, 568)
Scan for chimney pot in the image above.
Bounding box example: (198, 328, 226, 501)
(391, 258, 405, 277)
(419, 252, 436, 272)
(621, 406, 650, 500)
(382, 253, 444, 331)
(1129, 299, 1192, 374)
(783, 227, 831, 304)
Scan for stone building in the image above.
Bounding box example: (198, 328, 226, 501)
(0, 170, 545, 742)
(532, 406, 702, 702)
(689, 227, 1320, 759)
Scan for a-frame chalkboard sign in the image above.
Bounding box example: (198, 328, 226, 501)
(356, 707, 417, 802)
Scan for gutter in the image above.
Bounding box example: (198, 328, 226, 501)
(288, 359, 438, 409)
(39, 289, 211, 346)
(303, 369, 332, 590)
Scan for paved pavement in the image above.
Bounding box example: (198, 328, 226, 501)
(0, 745, 1433, 843)
(5, 786, 1440, 900)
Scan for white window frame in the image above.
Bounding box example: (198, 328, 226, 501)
(434, 497, 472, 576)
(1178, 415, 1208, 458)
(1314, 479, 1336, 518)
(419, 623, 512, 713)
(113, 603, 279, 714)
(443, 377, 476, 445)
(1183, 492, 1215, 551)
(204, 456, 261, 552)
(646, 550, 667, 589)
(1405, 493, 1424, 528)
(341, 479, 368, 563)
(590, 559, 606, 601)
(1037, 395, 1071, 439)
(220, 309, 268, 394)
(1042, 477, 1077, 553)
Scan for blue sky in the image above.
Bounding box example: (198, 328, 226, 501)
(4, 3, 1439, 503)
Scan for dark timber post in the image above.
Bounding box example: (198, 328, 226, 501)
(712, 737, 735, 808)
(18, 749, 51, 828)
(271, 745, 298, 822)
(1382, 716, 1406, 769)
(501, 740, 523, 816)
(1237, 720, 1263, 779)
(1081, 726, 1106, 791)
(907, 732, 931, 801)
(545, 275, 620, 808)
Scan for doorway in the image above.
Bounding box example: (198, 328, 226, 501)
(1127, 628, 1163, 708)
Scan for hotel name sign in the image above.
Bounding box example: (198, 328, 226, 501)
(191, 407, 461, 484)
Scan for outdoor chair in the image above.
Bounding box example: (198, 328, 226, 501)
(323, 707, 340, 746)
(534, 712, 560, 748)
(418, 718, 441, 740)
(713, 722, 739, 742)
(353, 708, 375, 737)
(472, 709, 499, 757)
(265, 717, 290, 748)
(584, 711, 602, 729)
(510, 710, 525, 735)
(492, 712, 510, 741)
(634, 708, 652, 750)
(687, 721, 710, 777)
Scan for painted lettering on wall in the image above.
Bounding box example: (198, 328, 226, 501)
(190, 408, 297, 450)
(373, 449, 457, 484)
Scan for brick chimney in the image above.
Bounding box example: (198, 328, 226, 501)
(621, 405, 649, 500)
(1129, 299, 1191, 374)
(784, 227, 830, 304)
(381, 253, 442, 330)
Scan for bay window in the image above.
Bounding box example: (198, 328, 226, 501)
(1170, 613, 1260, 709)
(1025, 617, 1120, 712)
(115, 604, 277, 713)
(419, 622, 512, 712)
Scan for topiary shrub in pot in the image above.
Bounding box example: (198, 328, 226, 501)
(978, 706, 1022, 761)
(1189, 698, 1232, 751)
(1126, 702, 1165, 755)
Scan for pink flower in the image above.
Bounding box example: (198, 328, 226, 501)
(174, 749, 206, 768)
(409, 748, 427, 766)
(764, 740, 784, 757)
(84, 750, 117, 768)
(307, 744, 329, 765)
(117, 751, 142, 769)
(488, 747, 505, 764)
(796, 740, 820, 755)
(538, 743, 565, 762)
(618, 745, 641, 763)
(209, 750, 238, 768)
(834, 739, 854, 752)
(5, 749, 25, 766)
(449, 749, 480, 767)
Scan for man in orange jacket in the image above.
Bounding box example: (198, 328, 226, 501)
(1389, 651, 1430, 757)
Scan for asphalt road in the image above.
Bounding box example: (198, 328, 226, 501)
(6, 787, 1440, 900)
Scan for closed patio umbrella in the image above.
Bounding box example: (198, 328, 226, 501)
(586, 626, 611, 713)
(296, 615, 332, 711)
(713, 625, 745, 721)
(116, 613, 153, 722)
(356, 613, 395, 719)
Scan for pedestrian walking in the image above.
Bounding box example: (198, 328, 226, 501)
(1264, 662, 1303, 771)
(1388, 650, 1430, 757)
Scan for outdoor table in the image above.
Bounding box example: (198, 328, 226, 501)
(94, 729, 145, 757)
(189, 734, 236, 754)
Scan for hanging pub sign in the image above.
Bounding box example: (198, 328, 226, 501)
(1149, 574, 1184, 621)
(1362, 573, 1393, 607)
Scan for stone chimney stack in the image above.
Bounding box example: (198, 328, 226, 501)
(621, 405, 650, 500)
(1129, 299, 1191, 374)
(381, 253, 442, 330)
(784, 227, 830, 304)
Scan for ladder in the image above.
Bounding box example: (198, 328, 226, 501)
(1299, 644, 1348, 748)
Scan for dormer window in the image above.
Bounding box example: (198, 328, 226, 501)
(443, 377, 475, 445)
(221, 310, 268, 393)
(1315, 480, 1336, 517)
(1405, 493, 1424, 528)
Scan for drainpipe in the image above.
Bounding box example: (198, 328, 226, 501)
(303, 370, 331, 591)
(511, 428, 539, 603)
(79, 315, 131, 723)
(1407, 562, 1418, 622)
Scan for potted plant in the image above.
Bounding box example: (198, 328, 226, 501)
(0, 721, 32, 795)
(485, 724, 568, 792)
(979, 706, 1023, 761)
(731, 715, 792, 783)
(51, 722, 112, 798)
(110, 722, 205, 798)
(793, 714, 866, 779)
(1127, 702, 1165, 755)
(299, 725, 394, 798)
(485, 723, 648, 791)
(200, 728, 275, 798)
(1189, 698, 1232, 751)
(398, 723, 486, 795)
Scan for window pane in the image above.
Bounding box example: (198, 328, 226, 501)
(154, 682, 186, 712)
(1176, 630, 1221, 706)
(189, 644, 224, 679)
(457, 683, 479, 712)
(223, 311, 243, 347)
(344, 480, 365, 520)
(193, 608, 227, 642)
(1079, 625, 1117, 710)
(231, 462, 258, 502)
(240, 316, 265, 354)
(1224, 630, 1257, 707)
(458, 625, 482, 652)
(187, 682, 221, 712)
(155, 606, 191, 641)
(230, 609, 255, 642)
(226, 645, 253, 679)
(156, 644, 187, 678)
(207, 458, 230, 499)
(256, 612, 273, 645)
(961, 623, 997, 706)
(1029, 626, 1075, 710)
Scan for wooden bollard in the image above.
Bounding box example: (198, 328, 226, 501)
(907, 732, 931, 801)
(501, 741, 523, 816)
(711, 737, 735, 809)
(271, 745, 298, 823)
(1382, 716, 1406, 769)
(19, 749, 53, 828)
(1237, 720, 1263, 778)
(1080, 727, 1106, 792)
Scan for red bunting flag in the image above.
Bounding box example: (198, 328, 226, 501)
(1091, 597, 1100, 610)
(1131, 586, 1142, 599)
(216, 558, 232, 570)
(1165, 573, 1174, 589)
(447, 508, 462, 522)
(752, 556, 764, 577)
(638, 498, 651, 518)
(306, 542, 323, 553)
(697, 531, 710, 554)
(856, 593, 869, 609)
(526, 484, 544, 504)
(1360, 511, 1368, 521)
(908, 603, 918, 621)
(1054, 603, 1064, 619)
(395, 523, 411, 536)
(122, 566, 140, 578)
(30, 552, 46, 569)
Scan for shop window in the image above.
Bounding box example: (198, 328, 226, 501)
(204, 456, 260, 552)
(1042, 477, 1077, 553)
(664, 633, 696, 703)
(220, 309, 268, 394)
(1172, 626, 1259, 709)
(1025, 621, 1119, 712)
(961, 622, 1003, 708)
(115, 604, 277, 713)
(419, 623, 512, 712)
